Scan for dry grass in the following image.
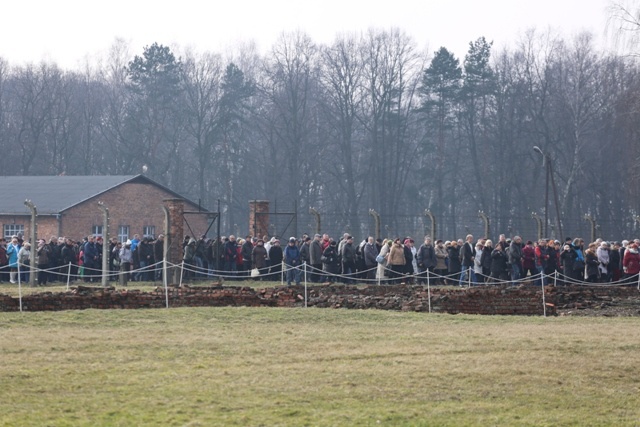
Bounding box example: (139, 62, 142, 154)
(0, 307, 639, 426)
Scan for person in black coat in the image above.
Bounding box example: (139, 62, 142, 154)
(268, 240, 283, 281)
(322, 241, 340, 283)
(341, 237, 357, 284)
(490, 242, 509, 281)
(61, 238, 77, 281)
(480, 240, 493, 282)
(403, 239, 415, 284)
(545, 241, 559, 276)
(47, 237, 62, 282)
(585, 243, 600, 282)
(416, 237, 437, 285)
(241, 237, 254, 278)
(560, 242, 578, 283)
(447, 242, 462, 280)
(609, 242, 621, 282)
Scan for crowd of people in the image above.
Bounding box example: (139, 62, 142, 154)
(2, 230, 640, 287)
(180, 232, 640, 286)
(0, 233, 165, 286)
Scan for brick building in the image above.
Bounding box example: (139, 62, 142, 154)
(0, 175, 211, 242)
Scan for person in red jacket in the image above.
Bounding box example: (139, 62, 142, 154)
(522, 240, 536, 280)
(622, 242, 640, 284)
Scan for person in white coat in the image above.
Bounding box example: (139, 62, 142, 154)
(474, 241, 484, 283)
(596, 242, 610, 282)
(376, 239, 391, 283)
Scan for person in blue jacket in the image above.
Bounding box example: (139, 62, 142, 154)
(6, 236, 20, 283)
(283, 237, 301, 286)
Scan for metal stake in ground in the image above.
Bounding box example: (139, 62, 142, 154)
(17, 262, 23, 313)
(163, 257, 169, 309)
(541, 274, 547, 318)
(304, 262, 308, 308)
(66, 262, 72, 291)
(427, 269, 432, 313)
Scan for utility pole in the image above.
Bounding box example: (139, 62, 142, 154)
(23, 200, 37, 288)
(369, 209, 381, 241)
(97, 202, 110, 287)
(424, 209, 436, 241)
(533, 146, 563, 239)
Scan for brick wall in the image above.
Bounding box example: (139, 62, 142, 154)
(0, 216, 58, 241)
(0, 182, 210, 243)
(0, 284, 563, 315)
(60, 182, 209, 241)
(249, 200, 269, 239)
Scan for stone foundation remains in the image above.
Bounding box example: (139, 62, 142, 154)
(1, 284, 610, 315)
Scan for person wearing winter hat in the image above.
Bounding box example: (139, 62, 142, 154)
(283, 237, 301, 285)
(267, 238, 283, 280)
(6, 236, 20, 283)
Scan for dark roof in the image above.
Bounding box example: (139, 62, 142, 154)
(0, 175, 206, 215)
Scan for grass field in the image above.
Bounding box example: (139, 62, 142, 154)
(1, 307, 639, 426)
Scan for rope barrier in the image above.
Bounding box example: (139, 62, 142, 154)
(5, 257, 640, 317)
(4, 259, 640, 293)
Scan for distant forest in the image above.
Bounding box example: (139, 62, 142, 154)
(1, 26, 640, 241)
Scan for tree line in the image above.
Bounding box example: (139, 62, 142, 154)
(1, 28, 639, 241)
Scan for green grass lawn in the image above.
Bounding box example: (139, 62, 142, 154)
(1, 307, 639, 426)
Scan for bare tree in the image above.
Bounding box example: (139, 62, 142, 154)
(550, 34, 608, 215)
(318, 33, 366, 231)
(181, 50, 223, 206)
(0, 58, 9, 168)
(97, 39, 136, 174)
(607, 0, 640, 56)
(360, 28, 425, 231)
(260, 31, 320, 206)
(8, 63, 63, 175)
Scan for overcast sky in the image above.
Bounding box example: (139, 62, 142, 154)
(1, 0, 613, 70)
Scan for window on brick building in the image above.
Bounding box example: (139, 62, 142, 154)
(118, 226, 130, 242)
(3, 224, 25, 240)
(143, 226, 155, 239)
(92, 225, 103, 238)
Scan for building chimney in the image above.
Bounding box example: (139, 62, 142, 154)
(249, 200, 269, 238)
